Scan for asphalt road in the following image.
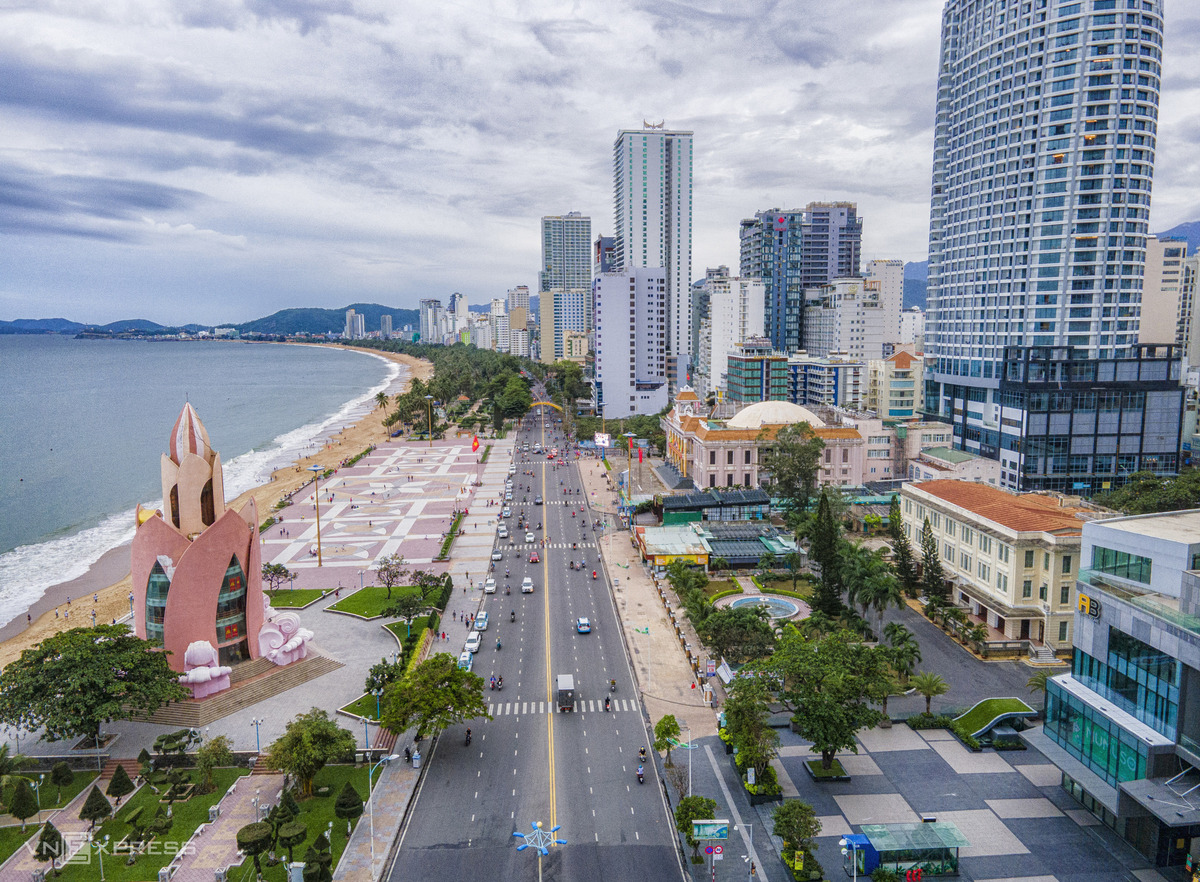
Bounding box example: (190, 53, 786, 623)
(387, 406, 685, 882)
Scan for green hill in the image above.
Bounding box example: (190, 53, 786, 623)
(236, 303, 418, 336)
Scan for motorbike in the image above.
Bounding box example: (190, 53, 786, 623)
(592, 570, 597, 580)
(496, 639, 502, 651)
(505, 585, 510, 595)
(604, 696, 611, 712)
(510, 610, 516, 622)
(636, 766, 644, 784)
(610, 679, 617, 692)
(465, 729, 472, 746)
(497, 677, 503, 691)
(490, 678, 496, 690)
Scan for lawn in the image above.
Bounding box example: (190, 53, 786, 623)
(339, 693, 382, 722)
(327, 585, 421, 619)
(953, 697, 1036, 737)
(806, 758, 849, 779)
(2, 770, 98, 813)
(236, 764, 372, 880)
(703, 580, 738, 597)
(266, 588, 327, 608)
(55, 767, 250, 882)
(0, 824, 36, 868)
(386, 621, 423, 643)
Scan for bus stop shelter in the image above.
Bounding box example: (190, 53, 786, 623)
(844, 822, 970, 877)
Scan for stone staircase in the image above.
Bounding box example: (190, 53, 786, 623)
(100, 758, 141, 781)
(1029, 644, 1062, 664)
(131, 651, 343, 728)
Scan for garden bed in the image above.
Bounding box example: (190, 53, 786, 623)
(804, 758, 850, 781)
(327, 585, 421, 619)
(339, 693, 382, 722)
(266, 589, 327, 608)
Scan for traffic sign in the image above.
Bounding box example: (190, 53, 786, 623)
(713, 845, 723, 861)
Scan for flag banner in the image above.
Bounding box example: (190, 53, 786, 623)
(472, 436, 480, 452)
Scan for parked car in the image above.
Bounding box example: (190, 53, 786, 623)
(475, 612, 490, 630)
(521, 577, 534, 594)
(484, 578, 496, 594)
(464, 632, 482, 653)
(497, 525, 509, 539)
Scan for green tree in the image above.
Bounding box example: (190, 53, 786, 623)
(8, 778, 39, 831)
(653, 715, 682, 767)
(35, 821, 66, 876)
(364, 657, 405, 695)
(106, 763, 135, 805)
(265, 709, 356, 798)
(887, 496, 919, 597)
(384, 591, 427, 637)
(756, 552, 776, 581)
(911, 671, 951, 715)
(808, 489, 845, 617)
(0, 743, 33, 803)
(79, 785, 112, 830)
(50, 762, 74, 805)
(262, 563, 296, 592)
(0, 624, 187, 744)
(709, 556, 729, 573)
(279, 820, 308, 864)
(237, 821, 273, 879)
(1095, 469, 1200, 514)
(375, 391, 389, 410)
(772, 799, 822, 861)
(1027, 670, 1051, 712)
(674, 794, 719, 860)
(334, 781, 364, 837)
(194, 734, 234, 794)
(302, 831, 334, 882)
(768, 630, 889, 770)
(845, 546, 902, 637)
(697, 606, 776, 664)
(759, 422, 825, 512)
(919, 518, 948, 600)
(374, 553, 410, 600)
(723, 675, 779, 784)
(884, 624, 921, 685)
(380, 653, 492, 740)
(784, 551, 806, 591)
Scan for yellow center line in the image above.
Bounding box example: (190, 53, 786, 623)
(540, 412, 556, 829)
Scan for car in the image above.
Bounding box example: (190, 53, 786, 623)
(534, 495, 543, 505)
(484, 577, 496, 594)
(475, 611, 489, 630)
(502, 507, 512, 518)
(529, 551, 540, 563)
(575, 617, 591, 634)
(504, 491, 513, 501)
(525, 531, 535, 543)
(464, 632, 482, 653)
(458, 651, 474, 670)
(533, 444, 542, 453)
(491, 549, 503, 561)
(497, 525, 509, 539)
(521, 577, 534, 593)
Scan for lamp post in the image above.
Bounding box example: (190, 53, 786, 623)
(89, 833, 109, 882)
(840, 836, 858, 882)
(359, 569, 365, 590)
(308, 465, 324, 567)
(250, 718, 263, 754)
(363, 717, 370, 752)
(371, 688, 384, 721)
(623, 432, 635, 506)
(32, 774, 43, 823)
(425, 395, 434, 448)
(367, 753, 399, 868)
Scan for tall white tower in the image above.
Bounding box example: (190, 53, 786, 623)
(613, 124, 693, 386)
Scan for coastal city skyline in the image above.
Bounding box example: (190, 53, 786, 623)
(2, 0, 1198, 326)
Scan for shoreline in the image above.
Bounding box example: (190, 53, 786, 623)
(0, 345, 433, 669)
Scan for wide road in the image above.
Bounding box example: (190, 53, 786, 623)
(387, 405, 684, 882)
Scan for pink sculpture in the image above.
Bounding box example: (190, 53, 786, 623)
(258, 609, 314, 666)
(177, 641, 233, 699)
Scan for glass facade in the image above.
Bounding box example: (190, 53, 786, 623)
(215, 556, 249, 666)
(1072, 636, 1179, 739)
(145, 561, 170, 647)
(1091, 545, 1154, 585)
(1045, 682, 1148, 787)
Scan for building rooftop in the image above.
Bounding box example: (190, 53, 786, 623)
(1086, 509, 1200, 545)
(922, 447, 976, 464)
(910, 479, 1099, 535)
(726, 400, 825, 429)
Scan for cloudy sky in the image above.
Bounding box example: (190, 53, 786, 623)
(2, 0, 1198, 326)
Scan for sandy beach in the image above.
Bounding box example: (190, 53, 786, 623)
(0, 345, 433, 669)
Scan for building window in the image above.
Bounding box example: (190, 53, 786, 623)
(1059, 621, 1069, 643)
(961, 527, 973, 545)
(998, 544, 1011, 563)
(727, 450, 734, 465)
(145, 562, 171, 648)
(1062, 555, 1073, 574)
(743, 473, 750, 485)
(1039, 584, 1048, 601)
(745, 450, 752, 464)
(1060, 585, 1070, 605)
(961, 554, 972, 572)
(710, 451, 716, 465)
(709, 474, 715, 487)
(1025, 549, 1035, 568)
(215, 556, 249, 666)
(825, 449, 832, 463)
(944, 543, 955, 563)
(1023, 580, 1033, 598)
(947, 521, 956, 538)
(1091, 546, 1152, 585)
(726, 474, 733, 487)
(997, 573, 1008, 594)
(979, 535, 992, 554)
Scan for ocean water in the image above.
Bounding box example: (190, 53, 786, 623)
(0, 335, 398, 627)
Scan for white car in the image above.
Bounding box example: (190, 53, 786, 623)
(464, 632, 482, 653)
(475, 612, 490, 630)
(491, 549, 503, 561)
(521, 576, 534, 594)
(457, 651, 473, 671)
(525, 531, 535, 543)
(497, 525, 509, 539)
(502, 507, 512, 518)
(484, 578, 496, 594)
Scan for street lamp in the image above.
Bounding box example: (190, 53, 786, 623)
(371, 688, 384, 721)
(840, 836, 859, 882)
(367, 753, 400, 868)
(623, 432, 635, 504)
(308, 465, 324, 567)
(88, 833, 109, 882)
(32, 774, 43, 823)
(250, 718, 263, 754)
(425, 395, 434, 448)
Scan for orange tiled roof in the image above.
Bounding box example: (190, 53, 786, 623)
(888, 350, 919, 369)
(676, 389, 700, 401)
(814, 427, 861, 440)
(912, 479, 1089, 535)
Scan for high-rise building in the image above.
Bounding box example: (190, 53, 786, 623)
(507, 286, 531, 357)
(1139, 238, 1194, 362)
(418, 299, 442, 343)
(594, 235, 616, 275)
(380, 314, 392, 340)
(803, 277, 894, 361)
(924, 0, 1180, 493)
(540, 213, 592, 292)
(787, 352, 866, 411)
(539, 288, 591, 365)
(726, 338, 788, 405)
(693, 267, 766, 401)
(489, 298, 510, 353)
(613, 124, 693, 385)
(739, 203, 862, 353)
(344, 309, 365, 340)
(593, 268, 668, 418)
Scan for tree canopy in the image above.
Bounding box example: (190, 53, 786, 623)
(759, 423, 824, 512)
(380, 652, 492, 739)
(919, 517, 948, 600)
(675, 795, 719, 858)
(1095, 469, 1200, 514)
(698, 606, 776, 664)
(0, 625, 187, 743)
(265, 709, 355, 797)
(808, 489, 845, 617)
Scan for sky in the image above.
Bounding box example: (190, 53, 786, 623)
(2, 0, 1199, 327)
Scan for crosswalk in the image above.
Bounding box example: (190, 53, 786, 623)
(487, 698, 637, 716)
(494, 543, 597, 551)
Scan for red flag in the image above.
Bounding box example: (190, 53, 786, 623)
(472, 436, 479, 453)
(638, 448, 643, 463)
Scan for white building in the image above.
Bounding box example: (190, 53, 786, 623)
(900, 306, 925, 348)
(539, 287, 591, 365)
(380, 314, 392, 340)
(695, 273, 765, 400)
(594, 268, 668, 418)
(344, 309, 365, 340)
(613, 124, 693, 386)
(540, 213, 592, 293)
(489, 298, 510, 353)
(864, 259, 904, 342)
(803, 277, 893, 361)
(419, 299, 442, 343)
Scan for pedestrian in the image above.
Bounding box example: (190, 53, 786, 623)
(26, 613, 31, 627)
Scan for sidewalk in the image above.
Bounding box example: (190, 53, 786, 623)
(578, 456, 718, 740)
(332, 760, 418, 882)
(169, 774, 284, 882)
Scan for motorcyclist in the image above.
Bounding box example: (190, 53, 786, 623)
(639, 746, 647, 761)
(497, 676, 503, 689)
(496, 638, 502, 650)
(465, 728, 472, 745)
(490, 675, 497, 690)
(604, 696, 611, 712)
(592, 570, 597, 579)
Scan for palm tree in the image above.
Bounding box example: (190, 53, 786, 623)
(883, 622, 911, 647)
(1026, 670, 1051, 713)
(911, 672, 950, 715)
(375, 391, 389, 410)
(888, 631, 922, 684)
(0, 744, 33, 809)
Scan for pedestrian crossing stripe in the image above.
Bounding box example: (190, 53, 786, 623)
(487, 698, 635, 716)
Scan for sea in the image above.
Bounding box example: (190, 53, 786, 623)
(0, 335, 400, 629)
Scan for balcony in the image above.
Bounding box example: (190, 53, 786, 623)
(1078, 568, 1200, 636)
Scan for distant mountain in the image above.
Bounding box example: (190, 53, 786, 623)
(903, 260, 928, 310)
(0, 317, 88, 334)
(236, 303, 418, 336)
(101, 319, 165, 333)
(1157, 220, 1200, 253)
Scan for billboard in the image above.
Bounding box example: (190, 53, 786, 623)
(692, 820, 729, 840)
(594, 433, 612, 448)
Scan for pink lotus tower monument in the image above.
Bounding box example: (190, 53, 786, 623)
(131, 404, 267, 680)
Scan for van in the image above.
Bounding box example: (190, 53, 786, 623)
(556, 674, 575, 712)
